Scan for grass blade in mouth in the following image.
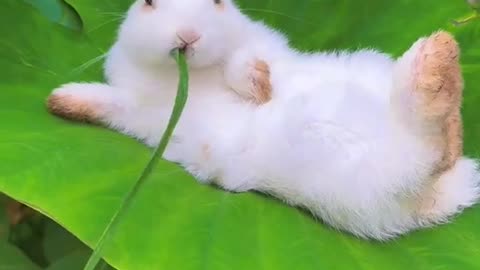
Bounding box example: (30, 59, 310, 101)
(83, 49, 189, 270)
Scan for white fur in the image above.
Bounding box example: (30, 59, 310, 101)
(51, 0, 480, 240)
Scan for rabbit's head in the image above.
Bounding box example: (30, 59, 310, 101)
(117, 0, 247, 68)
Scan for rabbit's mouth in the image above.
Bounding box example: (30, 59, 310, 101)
(175, 46, 196, 60)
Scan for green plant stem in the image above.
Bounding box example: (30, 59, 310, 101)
(83, 49, 189, 270)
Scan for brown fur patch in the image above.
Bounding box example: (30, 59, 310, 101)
(251, 59, 272, 105)
(445, 109, 463, 163)
(415, 31, 463, 173)
(415, 31, 463, 120)
(47, 94, 103, 123)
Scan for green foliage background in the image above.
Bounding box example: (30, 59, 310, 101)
(1, 0, 480, 269)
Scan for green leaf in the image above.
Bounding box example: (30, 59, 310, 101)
(46, 249, 91, 270)
(43, 219, 88, 263)
(22, 0, 83, 31)
(0, 195, 9, 241)
(8, 215, 48, 268)
(43, 219, 115, 270)
(47, 249, 115, 270)
(0, 242, 41, 270)
(1, 0, 480, 270)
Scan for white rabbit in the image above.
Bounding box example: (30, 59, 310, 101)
(47, 0, 480, 240)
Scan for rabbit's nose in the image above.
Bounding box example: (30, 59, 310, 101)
(176, 29, 201, 47)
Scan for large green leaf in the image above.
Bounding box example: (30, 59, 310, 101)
(0, 196, 8, 241)
(42, 219, 88, 263)
(1, 0, 480, 269)
(0, 242, 41, 270)
(46, 249, 115, 270)
(22, 0, 83, 31)
(46, 249, 92, 270)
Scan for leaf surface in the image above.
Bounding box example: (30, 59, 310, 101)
(1, 0, 480, 269)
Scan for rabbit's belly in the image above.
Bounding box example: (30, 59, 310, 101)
(269, 81, 392, 146)
(251, 117, 431, 238)
(251, 91, 434, 202)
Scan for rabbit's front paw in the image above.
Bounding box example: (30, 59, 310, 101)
(224, 51, 272, 105)
(47, 83, 108, 123)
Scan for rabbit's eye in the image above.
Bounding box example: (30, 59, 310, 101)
(145, 0, 153, 6)
(213, 0, 222, 4)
